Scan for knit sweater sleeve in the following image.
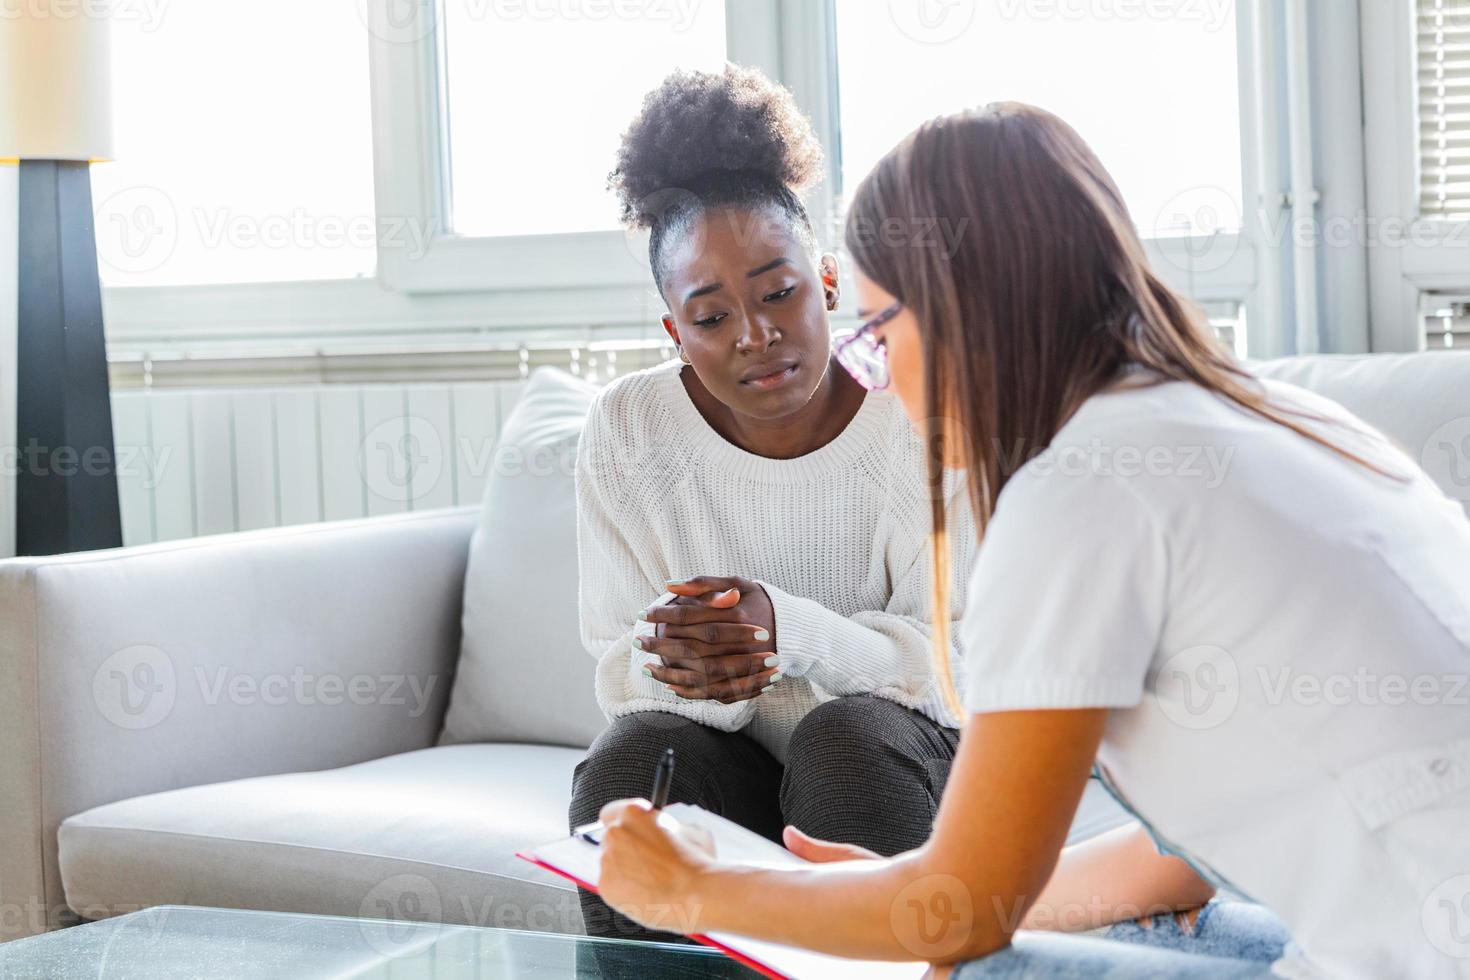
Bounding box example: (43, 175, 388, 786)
(756, 476, 974, 730)
(575, 397, 760, 732)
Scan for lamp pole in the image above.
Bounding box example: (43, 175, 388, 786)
(1, 8, 121, 557)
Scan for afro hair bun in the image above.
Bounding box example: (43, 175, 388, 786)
(609, 64, 825, 229)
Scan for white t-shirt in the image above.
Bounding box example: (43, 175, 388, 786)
(960, 374, 1470, 980)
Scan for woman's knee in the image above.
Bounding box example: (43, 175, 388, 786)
(779, 697, 941, 845)
(571, 713, 713, 819)
(784, 695, 924, 776)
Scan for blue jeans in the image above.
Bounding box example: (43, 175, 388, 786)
(952, 901, 1292, 979)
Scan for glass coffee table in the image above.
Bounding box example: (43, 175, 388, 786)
(0, 905, 763, 978)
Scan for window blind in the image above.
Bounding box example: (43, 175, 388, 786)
(1422, 294, 1470, 349)
(1418, 0, 1470, 219)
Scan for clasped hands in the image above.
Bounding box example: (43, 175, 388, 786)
(635, 574, 781, 704)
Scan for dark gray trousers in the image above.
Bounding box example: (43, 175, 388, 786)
(567, 694, 961, 944)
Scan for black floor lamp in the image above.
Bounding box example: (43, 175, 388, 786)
(1, 9, 122, 557)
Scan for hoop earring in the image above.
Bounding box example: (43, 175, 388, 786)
(678, 348, 692, 365)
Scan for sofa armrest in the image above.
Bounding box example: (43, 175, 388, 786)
(0, 506, 477, 940)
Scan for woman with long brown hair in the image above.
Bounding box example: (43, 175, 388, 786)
(591, 102, 1470, 978)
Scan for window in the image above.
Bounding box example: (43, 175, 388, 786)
(1416, 0, 1470, 220)
(1363, 0, 1470, 350)
(1422, 293, 1470, 348)
(833, 2, 1244, 240)
(91, 1, 376, 287)
(441, 0, 728, 238)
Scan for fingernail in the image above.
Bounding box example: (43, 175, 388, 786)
(753, 629, 770, 642)
(763, 655, 780, 668)
(641, 665, 653, 678)
(769, 672, 783, 684)
(666, 579, 689, 587)
(632, 637, 645, 650)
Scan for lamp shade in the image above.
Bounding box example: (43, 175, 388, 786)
(0, 7, 113, 161)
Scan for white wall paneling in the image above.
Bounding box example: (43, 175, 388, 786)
(108, 380, 528, 546)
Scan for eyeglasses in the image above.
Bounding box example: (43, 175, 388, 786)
(832, 302, 901, 391)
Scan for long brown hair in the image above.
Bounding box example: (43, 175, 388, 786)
(845, 102, 1391, 718)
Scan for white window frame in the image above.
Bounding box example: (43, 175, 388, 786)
(104, 0, 1315, 362)
(367, 0, 792, 295)
(1362, 0, 1470, 352)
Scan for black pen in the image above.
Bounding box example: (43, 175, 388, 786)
(650, 747, 675, 810)
(573, 746, 677, 845)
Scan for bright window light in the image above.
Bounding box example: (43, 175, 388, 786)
(91, 1, 377, 287)
(442, 0, 728, 238)
(835, 1, 1244, 240)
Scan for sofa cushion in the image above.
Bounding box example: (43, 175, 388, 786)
(439, 367, 607, 748)
(58, 744, 584, 935)
(1252, 351, 1470, 516)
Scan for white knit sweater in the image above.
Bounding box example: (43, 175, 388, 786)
(575, 360, 976, 762)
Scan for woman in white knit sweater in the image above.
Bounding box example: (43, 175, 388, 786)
(567, 65, 980, 943)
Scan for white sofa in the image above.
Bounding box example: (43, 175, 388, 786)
(1, 352, 1466, 945)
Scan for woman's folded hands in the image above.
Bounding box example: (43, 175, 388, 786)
(635, 575, 783, 704)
